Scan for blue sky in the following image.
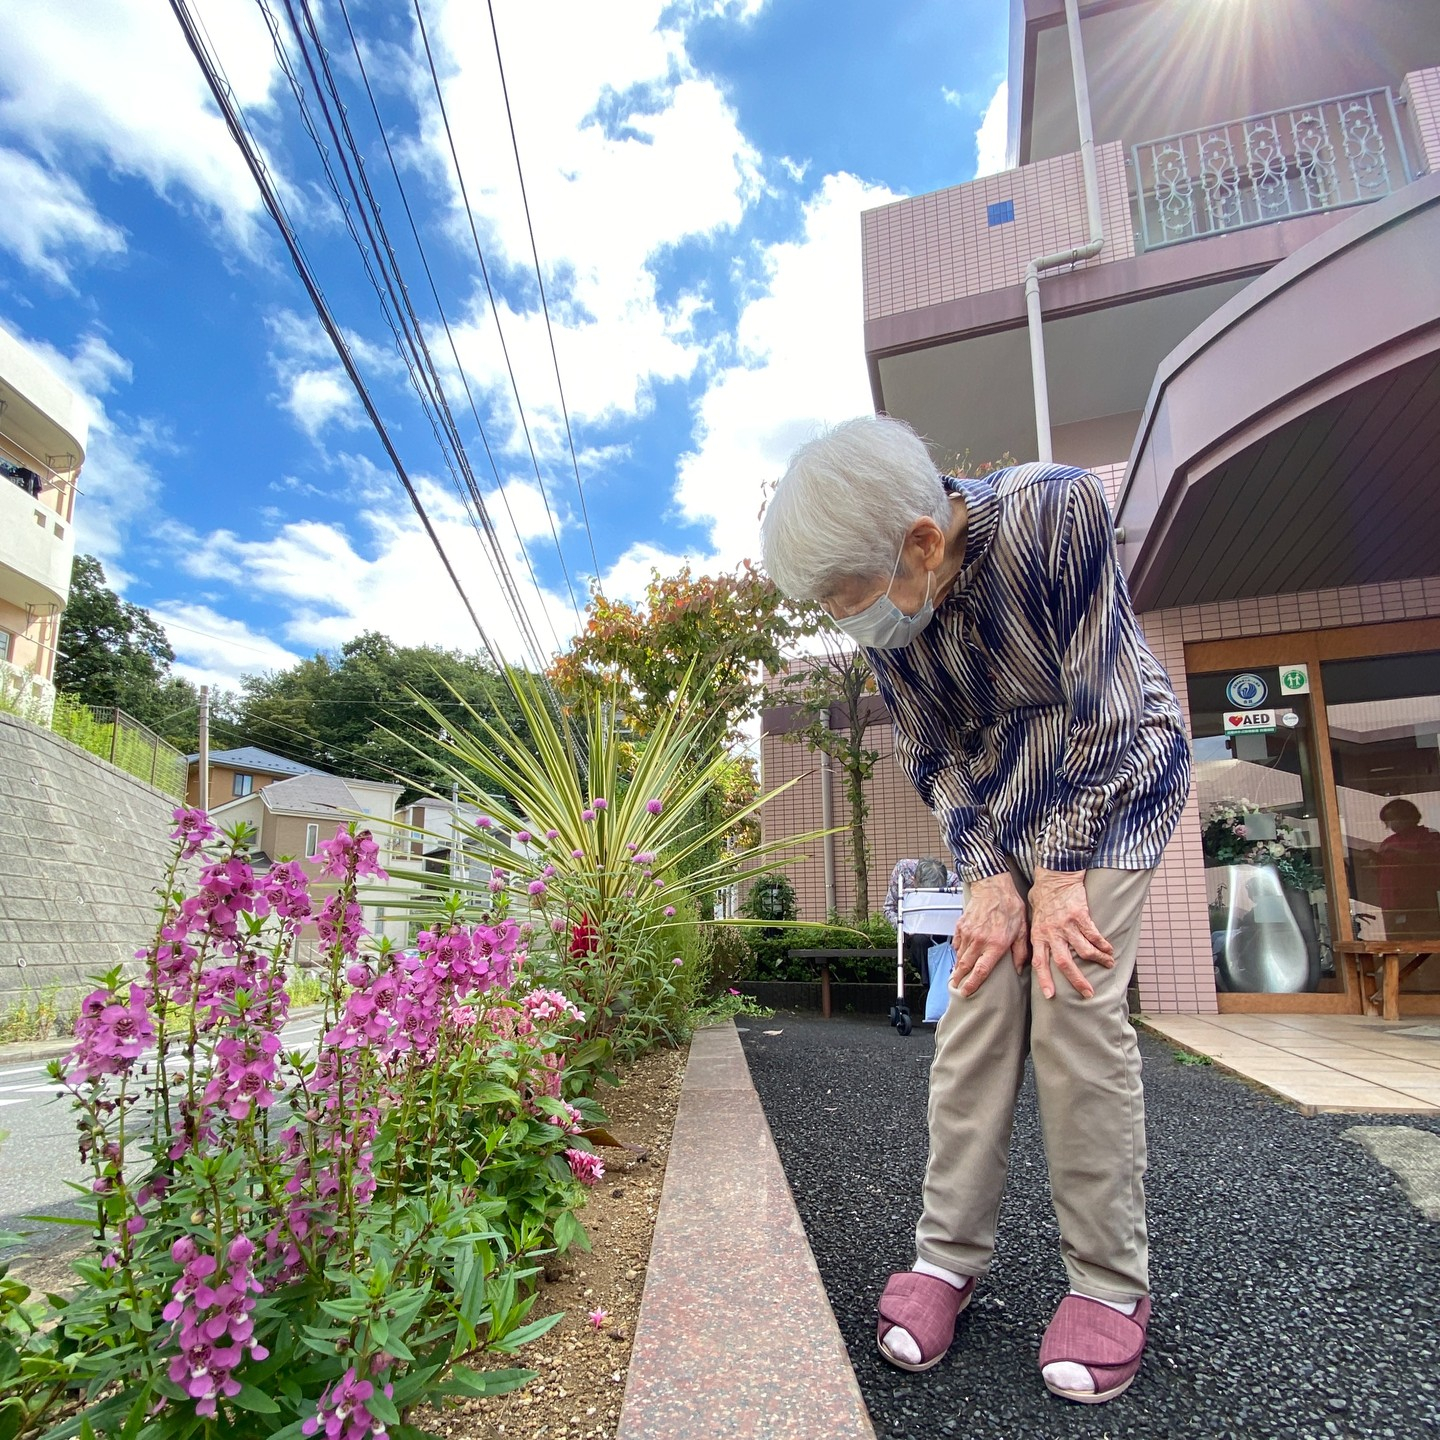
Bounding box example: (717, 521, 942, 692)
(0, 0, 1007, 689)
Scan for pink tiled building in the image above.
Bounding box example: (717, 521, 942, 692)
(761, 0, 1440, 1018)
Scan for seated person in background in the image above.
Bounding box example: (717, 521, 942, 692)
(1377, 798, 1440, 937)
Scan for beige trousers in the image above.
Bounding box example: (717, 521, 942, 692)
(914, 865, 1153, 1302)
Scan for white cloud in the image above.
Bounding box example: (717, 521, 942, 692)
(0, 0, 280, 254)
(0, 148, 126, 286)
(151, 603, 305, 691)
(159, 477, 579, 676)
(974, 79, 1009, 179)
(675, 170, 903, 567)
(413, 0, 763, 454)
(282, 369, 363, 439)
(941, 86, 963, 109)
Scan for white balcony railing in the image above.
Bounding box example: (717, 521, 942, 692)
(1132, 87, 1413, 250)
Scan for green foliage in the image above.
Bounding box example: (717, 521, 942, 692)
(49, 693, 187, 798)
(229, 631, 539, 804)
(743, 913, 897, 983)
(54, 556, 199, 750)
(393, 665, 824, 1065)
(740, 875, 797, 923)
(688, 991, 774, 1026)
(0, 986, 75, 1043)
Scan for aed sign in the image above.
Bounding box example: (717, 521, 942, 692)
(1278, 664, 1310, 696)
(1224, 709, 1277, 734)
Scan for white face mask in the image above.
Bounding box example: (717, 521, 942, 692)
(833, 545, 935, 650)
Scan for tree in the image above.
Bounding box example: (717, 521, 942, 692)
(551, 566, 816, 915)
(55, 555, 200, 747)
(229, 632, 537, 803)
(775, 627, 885, 920)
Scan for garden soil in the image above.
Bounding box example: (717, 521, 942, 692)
(432, 1037, 689, 1440)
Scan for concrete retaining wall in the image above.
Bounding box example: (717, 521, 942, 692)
(0, 711, 176, 1007)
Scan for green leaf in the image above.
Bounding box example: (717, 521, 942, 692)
(232, 1385, 282, 1415)
(434, 1367, 535, 1398)
(491, 1311, 563, 1353)
(19, 1215, 93, 1227)
(465, 1082, 521, 1107)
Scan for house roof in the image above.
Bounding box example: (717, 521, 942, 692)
(185, 745, 325, 777)
(259, 773, 366, 816)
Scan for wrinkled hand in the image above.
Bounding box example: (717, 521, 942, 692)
(1028, 869, 1114, 1000)
(951, 873, 1030, 997)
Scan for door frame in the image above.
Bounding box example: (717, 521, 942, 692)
(1185, 617, 1440, 1015)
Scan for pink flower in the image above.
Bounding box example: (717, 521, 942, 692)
(516, 830, 532, 843)
(478, 816, 494, 829)
(593, 797, 608, 811)
(571, 849, 585, 860)
(170, 807, 216, 859)
(545, 828, 560, 841)
(565, 1148, 605, 1186)
(528, 879, 547, 897)
(581, 808, 596, 823)
(645, 798, 663, 815)
(588, 1308, 608, 1329)
(728, 988, 740, 996)
(663, 906, 675, 918)
(63, 982, 155, 1086)
(671, 958, 683, 967)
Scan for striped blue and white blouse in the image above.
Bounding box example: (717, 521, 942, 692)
(865, 464, 1191, 883)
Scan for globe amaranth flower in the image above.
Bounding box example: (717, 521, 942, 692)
(515, 829, 532, 843)
(645, 798, 663, 815)
(581, 808, 596, 823)
(527, 879, 547, 897)
(545, 828, 560, 840)
(593, 797, 608, 811)
(564, 1148, 605, 1186)
(663, 906, 676, 918)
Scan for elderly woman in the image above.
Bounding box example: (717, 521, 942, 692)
(761, 416, 1189, 1405)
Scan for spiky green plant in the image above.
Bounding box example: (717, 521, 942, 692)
(383, 666, 826, 1063)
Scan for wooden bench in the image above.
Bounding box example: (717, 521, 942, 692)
(788, 949, 895, 1018)
(1334, 940, 1437, 1021)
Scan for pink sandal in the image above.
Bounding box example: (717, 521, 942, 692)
(875, 1271, 975, 1372)
(1039, 1294, 1151, 1403)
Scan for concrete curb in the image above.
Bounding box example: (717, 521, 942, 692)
(617, 1020, 875, 1440)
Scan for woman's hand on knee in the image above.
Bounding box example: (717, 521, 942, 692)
(951, 874, 1029, 996)
(1028, 869, 1115, 1000)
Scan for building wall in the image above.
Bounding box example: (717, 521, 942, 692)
(861, 141, 1134, 323)
(1136, 572, 1440, 1013)
(760, 722, 946, 921)
(186, 764, 286, 808)
(0, 710, 176, 1007)
(1403, 66, 1440, 173)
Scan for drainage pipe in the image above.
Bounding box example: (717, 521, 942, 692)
(1025, 0, 1103, 463)
(819, 747, 837, 915)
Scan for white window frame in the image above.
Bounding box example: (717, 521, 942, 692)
(304, 823, 319, 858)
(232, 772, 254, 798)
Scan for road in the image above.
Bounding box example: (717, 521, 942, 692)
(0, 1012, 326, 1267)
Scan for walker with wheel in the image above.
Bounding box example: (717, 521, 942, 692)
(889, 878, 966, 1036)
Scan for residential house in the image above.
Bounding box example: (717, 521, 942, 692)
(0, 323, 86, 723)
(209, 770, 409, 954)
(185, 744, 325, 808)
(762, 0, 1440, 1017)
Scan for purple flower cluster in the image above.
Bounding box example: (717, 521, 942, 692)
(162, 1234, 268, 1418)
(312, 829, 388, 882)
(170, 806, 217, 859)
(63, 982, 155, 1086)
(303, 1359, 395, 1440)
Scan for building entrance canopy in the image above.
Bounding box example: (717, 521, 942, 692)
(1118, 172, 1440, 612)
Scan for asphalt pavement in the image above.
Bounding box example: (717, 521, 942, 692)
(0, 1012, 325, 1265)
(740, 1013, 1440, 1440)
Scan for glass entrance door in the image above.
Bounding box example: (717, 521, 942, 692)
(1322, 650, 1440, 997)
(1188, 667, 1336, 995)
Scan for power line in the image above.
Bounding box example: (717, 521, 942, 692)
(168, 0, 503, 674)
(483, 0, 601, 587)
(256, 0, 552, 677)
(410, 0, 583, 624)
(330, 0, 565, 653)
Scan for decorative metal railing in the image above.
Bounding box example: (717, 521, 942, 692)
(1132, 88, 1412, 250)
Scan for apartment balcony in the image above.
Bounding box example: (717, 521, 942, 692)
(1132, 89, 1413, 250)
(0, 466, 74, 610)
(862, 68, 1440, 471)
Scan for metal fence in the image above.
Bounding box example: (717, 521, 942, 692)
(50, 694, 189, 799)
(1132, 87, 1412, 250)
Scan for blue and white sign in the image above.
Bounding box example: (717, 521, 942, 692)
(1226, 673, 1268, 708)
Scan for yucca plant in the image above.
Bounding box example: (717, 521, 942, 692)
(382, 665, 827, 1064)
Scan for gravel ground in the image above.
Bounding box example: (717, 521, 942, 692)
(740, 1014, 1440, 1440)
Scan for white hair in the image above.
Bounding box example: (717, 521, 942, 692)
(760, 415, 950, 601)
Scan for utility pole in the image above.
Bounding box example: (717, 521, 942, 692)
(451, 779, 460, 882)
(198, 685, 211, 812)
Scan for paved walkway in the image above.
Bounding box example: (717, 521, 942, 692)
(618, 1022, 874, 1439)
(1142, 1011, 1440, 1113)
(739, 1014, 1440, 1440)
